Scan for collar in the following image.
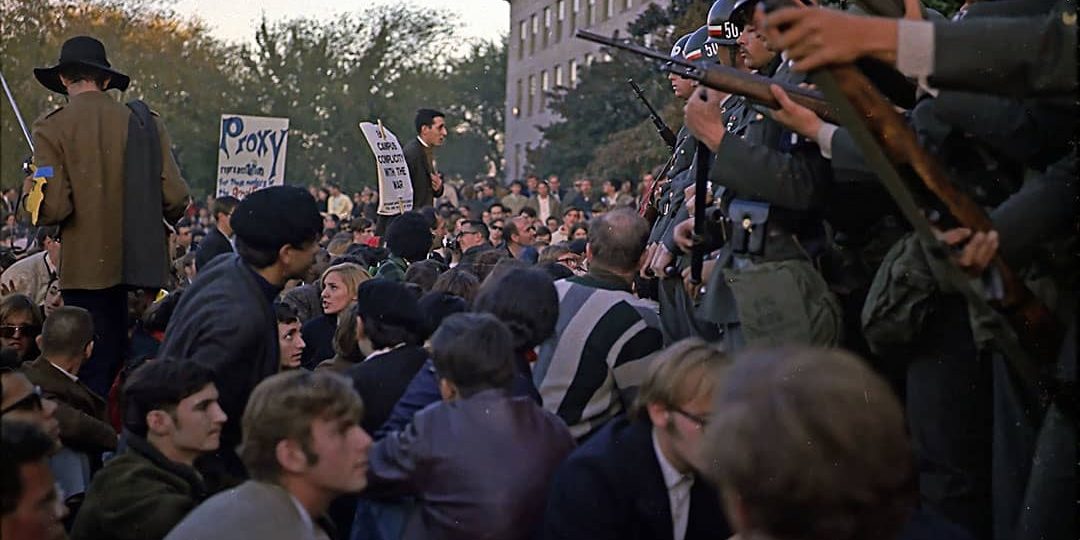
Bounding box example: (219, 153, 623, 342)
(364, 342, 407, 362)
(126, 432, 207, 496)
(243, 263, 283, 305)
(417, 136, 430, 149)
(567, 267, 634, 293)
(47, 360, 78, 382)
(43, 252, 57, 275)
(652, 429, 693, 491)
(288, 492, 318, 535)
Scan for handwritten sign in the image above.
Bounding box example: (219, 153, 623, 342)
(358, 122, 413, 215)
(216, 114, 289, 199)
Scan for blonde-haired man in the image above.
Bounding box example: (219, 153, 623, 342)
(165, 370, 371, 540)
(542, 338, 732, 540)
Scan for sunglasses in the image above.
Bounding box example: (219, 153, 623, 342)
(0, 324, 39, 339)
(491, 226, 503, 231)
(1, 385, 43, 414)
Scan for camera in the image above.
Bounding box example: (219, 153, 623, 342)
(442, 235, 460, 252)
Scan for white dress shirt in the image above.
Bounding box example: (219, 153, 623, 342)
(652, 430, 694, 540)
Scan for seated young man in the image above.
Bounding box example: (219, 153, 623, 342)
(543, 338, 732, 540)
(165, 370, 370, 540)
(71, 360, 225, 540)
(366, 312, 575, 540)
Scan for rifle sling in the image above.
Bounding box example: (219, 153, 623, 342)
(812, 68, 1045, 396)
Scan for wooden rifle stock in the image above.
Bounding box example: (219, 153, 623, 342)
(825, 64, 1062, 362)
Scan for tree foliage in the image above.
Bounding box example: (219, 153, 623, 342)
(0, 0, 506, 196)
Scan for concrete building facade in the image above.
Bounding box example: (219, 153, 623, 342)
(503, 0, 667, 181)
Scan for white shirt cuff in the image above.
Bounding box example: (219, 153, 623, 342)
(896, 20, 934, 79)
(816, 123, 839, 159)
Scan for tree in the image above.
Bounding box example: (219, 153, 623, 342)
(438, 39, 507, 180)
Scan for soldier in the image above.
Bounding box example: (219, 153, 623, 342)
(23, 36, 190, 398)
(649, 23, 748, 345)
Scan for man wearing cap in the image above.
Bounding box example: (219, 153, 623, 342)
(24, 36, 190, 399)
(160, 186, 322, 485)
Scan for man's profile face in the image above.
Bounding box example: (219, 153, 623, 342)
(176, 227, 193, 248)
(420, 116, 448, 147)
(170, 383, 227, 456)
(668, 72, 694, 99)
(457, 227, 484, 252)
(284, 240, 320, 280)
(649, 375, 714, 474)
(738, 23, 775, 69)
(302, 415, 372, 496)
(1, 459, 66, 540)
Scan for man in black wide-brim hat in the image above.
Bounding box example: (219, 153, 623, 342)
(22, 35, 191, 399)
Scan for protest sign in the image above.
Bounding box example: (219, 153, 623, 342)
(216, 114, 289, 198)
(359, 121, 413, 215)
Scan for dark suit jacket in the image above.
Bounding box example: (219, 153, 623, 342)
(402, 137, 444, 210)
(367, 388, 575, 540)
(21, 357, 117, 454)
(542, 416, 730, 540)
(346, 346, 429, 434)
(194, 227, 232, 271)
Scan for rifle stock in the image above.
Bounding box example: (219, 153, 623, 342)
(824, 64, 1062, 363)
(577, 30, 838, 123)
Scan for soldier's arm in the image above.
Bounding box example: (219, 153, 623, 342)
(153, 115, 191, 223)
(709, 133, 833, 212)
(29, 122, 74, 225)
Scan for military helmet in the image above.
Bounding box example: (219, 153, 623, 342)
(682, 26, 721, 63)
(669, 32, 693, 59)
(707, 0, 745, 45)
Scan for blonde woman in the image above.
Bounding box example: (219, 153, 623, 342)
(299, 262, 369, 369)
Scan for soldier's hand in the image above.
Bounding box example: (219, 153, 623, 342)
(650, 245, 675, 277)
(673, 218, 696, 254)
(640, 243, 659, 278)
(683, 87, 728, 153)
(684, 184, 696, 215)
(761, 6, 899, 72)
(937, 227, 1000, 276)
(769, 84, 824, 140)
(682, 259, 715, 300)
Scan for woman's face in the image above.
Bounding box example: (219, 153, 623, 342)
(572, 227, 589, 241)
(321, 272, 352, 316)
(1, 311, 37, 358)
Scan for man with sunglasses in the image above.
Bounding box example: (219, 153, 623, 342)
(1, 371, 60, 444)
(455, 220, 492, 269)
(20, 307, 117, 464)
(543, 338, 731, 540)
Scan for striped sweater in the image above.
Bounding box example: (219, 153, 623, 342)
(534, 272, 664, 440)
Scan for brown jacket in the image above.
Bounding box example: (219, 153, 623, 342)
(31, 91, 189, 290)
(21, 356, 117, 453)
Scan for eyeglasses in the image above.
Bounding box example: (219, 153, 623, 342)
(0, 324, 39, 339)
(490, 226, 503, 231)
(1, 385, 43, 414)
(672, 406, 710, 429)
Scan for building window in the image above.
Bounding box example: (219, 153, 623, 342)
(514, 144, 522, 179)
(530, 14, 538, 55)
(624, 0, 632, 9)
(528, 74, 536, 116)
(543, 7, 551, 48)
(571, 0, 579, 31)
(556, 0, 565, 42)
(514, 79, 522, 117)
(569, 59, 579, 87)
(606, 0, 614, 19)
(541, 70, 550, 110)
(588, 0, 596, 25)
(518, 20, 526, 59)
(554, 64, 564, 87)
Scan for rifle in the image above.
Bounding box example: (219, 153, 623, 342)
(752, 2, 1062, 387)
(628, 79, 677, 149)
(689, 143, 709, 286)
(577, 30, 838, 123)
